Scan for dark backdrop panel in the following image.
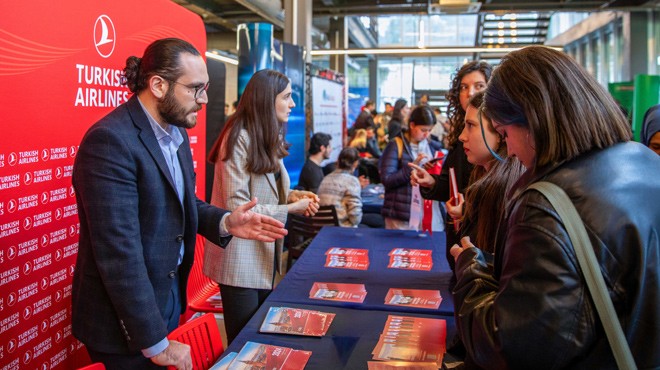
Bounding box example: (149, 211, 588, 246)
(206, 59, 226, 202)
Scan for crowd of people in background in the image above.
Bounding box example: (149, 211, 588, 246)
(71, 37, 659, 369)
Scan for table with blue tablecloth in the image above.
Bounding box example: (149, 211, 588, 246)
(219, 227, 456, 369)
(270, 227, 454, 314)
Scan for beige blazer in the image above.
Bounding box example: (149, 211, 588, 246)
(203, 129, 290, 289)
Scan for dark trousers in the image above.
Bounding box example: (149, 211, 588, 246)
(87, 274, 181, 370)
(219, 284, 271, 344)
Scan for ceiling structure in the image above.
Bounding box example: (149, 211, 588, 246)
(173, 0, 658, 57)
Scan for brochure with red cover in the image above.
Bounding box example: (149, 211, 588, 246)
(210, 352, 237, 370)
(259, 306, 336, 337)
(448, 167, 461, 232)
(372, 315, 447, 366)
(324, 247, 370, 270)
(325, 254, 370, 270)
(388, 248, 432, 258)
(367, 360, 438, 370)
(326, 247, 369, 256)
(309, 282, 367, 303)
(228, 341, 312, 370)
(387, 255, 433, 271)
(384, 289, 442, 309)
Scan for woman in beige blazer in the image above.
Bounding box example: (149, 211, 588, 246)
(203, 69, 319, 343)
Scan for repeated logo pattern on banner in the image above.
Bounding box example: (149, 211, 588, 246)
(0, 1, 207, 368)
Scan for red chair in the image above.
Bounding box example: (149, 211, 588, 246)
(168, 313, 224, 370)
(184, 236, 223, 321)
(77, 363, 105, 370)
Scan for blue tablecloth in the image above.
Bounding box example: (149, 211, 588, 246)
(361, 184, 384, 214)
(222, 300, 456, 370)
(219, 227, 456, 369)
(270, 227, 454, 315)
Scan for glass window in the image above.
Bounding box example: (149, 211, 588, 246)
(591, 35, 601, 83)
(378, 15, 477, 47)
(604, 30, 614, 83)
(377, 58, 414, 109)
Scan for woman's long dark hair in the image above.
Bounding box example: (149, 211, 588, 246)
(208, 69, 290, 174)
(445, 61, 492, 149)
(461, 92, 525, 252)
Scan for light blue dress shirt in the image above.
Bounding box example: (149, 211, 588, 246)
(138, 99, 185, 358)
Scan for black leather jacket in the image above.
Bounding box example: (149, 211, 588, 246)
(453, 142, 660, 369)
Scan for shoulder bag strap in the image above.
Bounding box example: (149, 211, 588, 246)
(526, 181, 637, 370)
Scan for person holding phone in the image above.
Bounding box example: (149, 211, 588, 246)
(409, 61, 492, 273)
(379, 105, 443, 230)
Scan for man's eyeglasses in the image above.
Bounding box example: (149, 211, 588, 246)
(167, 79, 210, 100)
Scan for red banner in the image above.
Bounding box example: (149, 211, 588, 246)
(0, 1, 207, 368)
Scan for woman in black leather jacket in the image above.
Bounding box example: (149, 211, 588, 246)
(450, 46, 660, 369)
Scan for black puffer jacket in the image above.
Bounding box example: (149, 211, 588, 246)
(453, 142, 660, 369)
(379, 133, 442, 222)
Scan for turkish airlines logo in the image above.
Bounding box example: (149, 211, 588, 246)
(23, 306, 33, 320)
(55, 167, 63, 179)
(55, 289, 63, 303)
(55, 208, 63, 220)
(41, 234, 49, 248)
(7, 246, 17, 260)
(41, 149, 50, 162)
(23, 349, 32, 365)
(41, 277, 49, 290)
(55, 249, 63, 262)
(69, 146, 78, 158)
(24, 261, 33, 275)
(8, 199, 17, 213)
(94, 15, 116, 58)
(23, 217, 32, 230)
(41, 191, 49, 204)
(7, 338, 17, 353)
(69, 186, 75, 198)
(24, 172, 33, 185)
(7, 292, 17, 307)
(41, 319, 49, 333)
(8, 152, 17, 166)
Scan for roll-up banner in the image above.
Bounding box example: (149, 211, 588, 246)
(0, 1, 207, 368)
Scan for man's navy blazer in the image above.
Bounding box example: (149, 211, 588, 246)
(71, 95, 229, 354)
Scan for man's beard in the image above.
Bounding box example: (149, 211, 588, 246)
(158, 87, 200, 129)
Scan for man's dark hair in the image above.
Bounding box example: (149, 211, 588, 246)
(309, 132, 332, 155)
(122, 38, 200, 93)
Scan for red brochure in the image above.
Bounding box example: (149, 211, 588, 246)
(448, 167, 461, 232)
(259, 306, 336, 337)
(387, 255, 433, 271)
(325, 247, 370, 270)
(372, 315, 447, 366)
(326, 247, 369, 256)
(384, 289, 442, 309)
(388, 248, 432, 258)
(229, 341, 311, 370)
(325, 254, 370, 270)
(367, 361, 439, 370)
(309, 282, 367, 303)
